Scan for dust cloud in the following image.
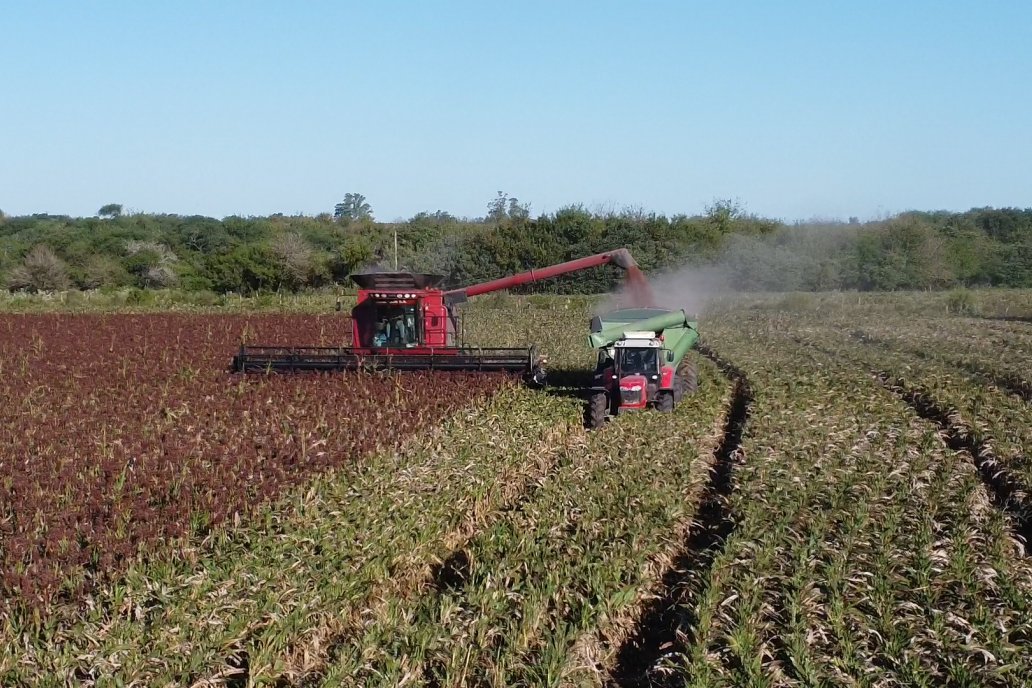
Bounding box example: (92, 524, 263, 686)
(602, 264, 733, 317)
(601, 221, 863, 317)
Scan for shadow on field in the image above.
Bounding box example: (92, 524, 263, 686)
(979, 315, 1032, 325)
(543, 368, 594, 397)
(542, 367, 603, 430)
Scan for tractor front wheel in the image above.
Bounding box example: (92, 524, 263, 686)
(587, 391, 608, 429)
(658, 390, 675, 413)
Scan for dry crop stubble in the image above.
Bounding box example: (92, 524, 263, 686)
(655, 318, 1032, 687)
(783, 319, 1032, 535)
(277, 394, 588, 685)
(316, 358, 729, 687)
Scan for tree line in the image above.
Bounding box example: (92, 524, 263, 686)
(0, 197, 1030, 294)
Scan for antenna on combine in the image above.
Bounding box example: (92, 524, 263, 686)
(394, 230, 398, 271)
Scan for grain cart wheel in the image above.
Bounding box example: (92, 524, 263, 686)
(587, 391, 608, 429)
(680, 362, 699, 397)
(658, 390, 675, 413)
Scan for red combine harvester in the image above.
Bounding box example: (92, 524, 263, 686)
(232, 249, 648, 381)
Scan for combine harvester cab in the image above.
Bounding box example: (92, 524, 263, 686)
(586, 308, 700, 428)
(233, 249, 646, 384)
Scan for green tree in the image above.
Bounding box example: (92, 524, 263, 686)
(334, 193, 373, 221)
(486, 191, 530, 226)
(79, 255, 132, 289)
(487, 192, 508, 224)
(507, 197, 530, 222)
(98, 203, 123, 219)
(203, 245, 281, 293)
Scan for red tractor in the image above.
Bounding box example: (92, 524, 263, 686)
(232, 249, 650, 381)
(586, 308, 700, 427)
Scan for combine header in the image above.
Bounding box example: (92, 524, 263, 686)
(233, 249, 644, 382)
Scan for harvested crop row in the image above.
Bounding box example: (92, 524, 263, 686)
(843, 318, 1032, 400)
(650, 324, 1032, 687)
(316, 359, 730, 687)
(873, 371, 1032, 546)
(271, 394, 591, 684)
(1, 385, 583, 686)
(787, 320, 1032, 521)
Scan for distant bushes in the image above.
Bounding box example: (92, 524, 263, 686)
(1, 204, 1030, 294)
(5, 245, 70, 292)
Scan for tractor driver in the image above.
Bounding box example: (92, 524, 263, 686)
(402, 313, 417, 346)
(621, 348, 656, 375)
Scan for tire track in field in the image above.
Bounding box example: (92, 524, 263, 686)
(787, 332, 1032, 553)
(427, 447, 573, 596)
(874, 372, 1032, 552)
(409, 361, 729, 687)
(415, 443, 595, 688)
(608, 345, 752, 687)
(850, 329, 1032, 403)
(562, 363, 731, 684)
(980, 315, 1032, 325)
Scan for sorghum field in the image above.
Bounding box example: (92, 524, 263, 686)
(2, 290, 1031, 687)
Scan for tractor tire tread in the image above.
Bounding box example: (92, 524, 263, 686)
(587, 391, 608, 429)
(658, 391, 675, 413)
(681, 361, 699, 395)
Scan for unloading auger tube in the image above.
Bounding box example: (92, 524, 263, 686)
(231, 248, 646, 380)
(442, 248, 640, 303)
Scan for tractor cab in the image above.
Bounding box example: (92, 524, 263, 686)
(615, 339, 661, 376)
(594, 333, 665, 411)
(369, 302, 419, 348)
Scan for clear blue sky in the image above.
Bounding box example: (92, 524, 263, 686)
(2, 1, 1030, 221)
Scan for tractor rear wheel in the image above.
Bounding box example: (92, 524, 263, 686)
(587, 391, 608, 429)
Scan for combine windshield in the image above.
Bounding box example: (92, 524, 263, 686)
(618, 348, 658, 376)
(372, 304, 419, 347)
